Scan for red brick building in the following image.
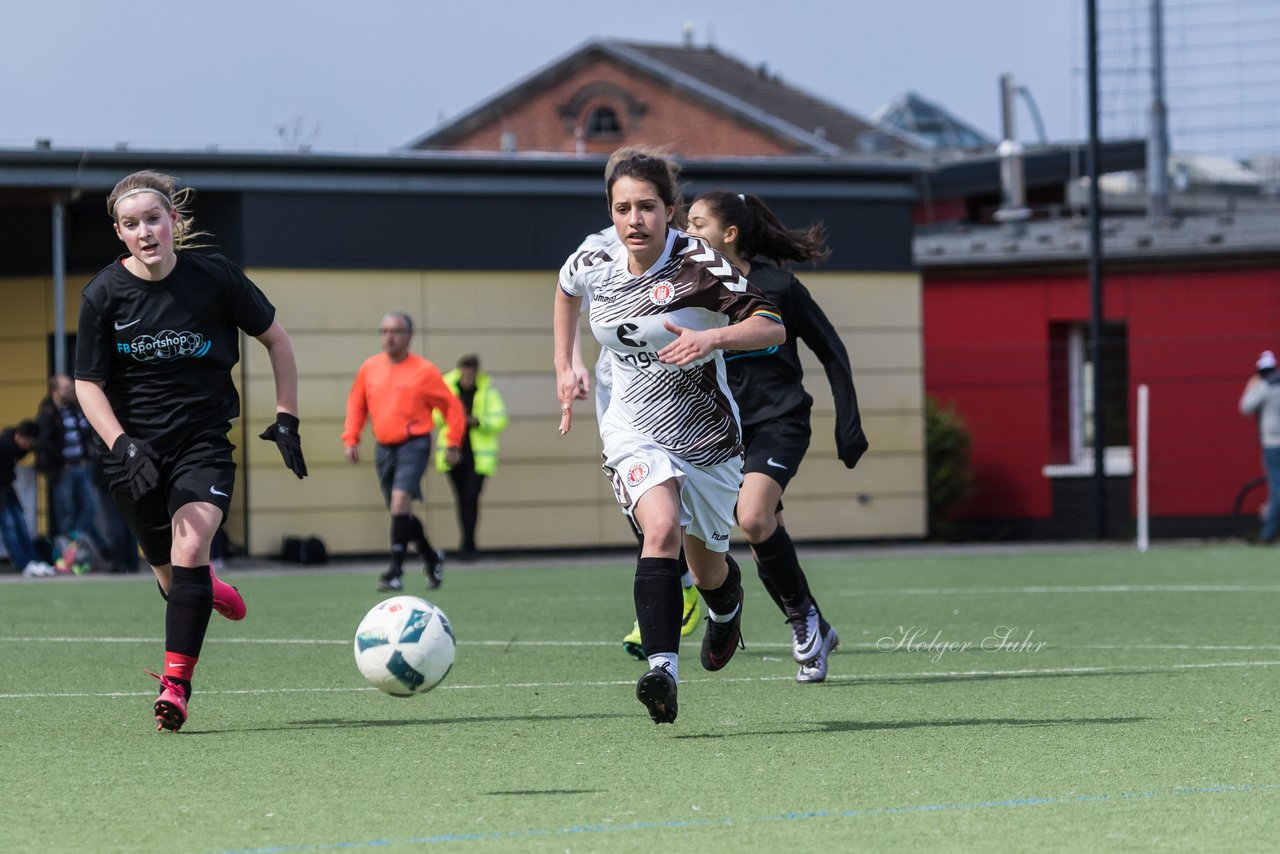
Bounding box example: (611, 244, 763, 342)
(408, 39, 918, 158)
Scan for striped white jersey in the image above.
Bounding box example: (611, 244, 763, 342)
(559, 227, 782, 466)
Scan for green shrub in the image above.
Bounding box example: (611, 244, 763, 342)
(926, 395, 976, 539)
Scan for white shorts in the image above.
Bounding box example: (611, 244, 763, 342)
(600, 425, 742, 553)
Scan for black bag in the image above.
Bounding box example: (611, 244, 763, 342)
(281, 535, 328, 565)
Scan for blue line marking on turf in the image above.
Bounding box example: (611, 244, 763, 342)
(211, 783, 1280, 853)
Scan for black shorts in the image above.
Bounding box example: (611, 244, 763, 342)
(741, 412, 811, 492)
(102, 430, 236, 566)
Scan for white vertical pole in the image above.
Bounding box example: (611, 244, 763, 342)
(1136, 383, 1150, 552)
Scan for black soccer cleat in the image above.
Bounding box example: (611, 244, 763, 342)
(376, 568, 403, 592)
(700, 587, 745, 672)
(636, 664, 678, 724)
(424, 548, 445, 590)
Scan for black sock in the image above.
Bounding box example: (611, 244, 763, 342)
(751, 525, 814, 617)
(409, 515, 432, 556)
(166, 565, 213, 660)
(698, 553, 743, 617)
(634, 557, 682, 656)
(390, 514, 411, 571)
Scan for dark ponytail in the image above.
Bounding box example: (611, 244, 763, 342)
(695, 191, 829, 267)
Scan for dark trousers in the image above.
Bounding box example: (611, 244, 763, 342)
(447, 461, 486, 553)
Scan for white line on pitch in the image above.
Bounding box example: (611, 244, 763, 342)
(838, 584, 1280, 596)
(6, 636, 1280, 653)
(2, 659, 1278, 701)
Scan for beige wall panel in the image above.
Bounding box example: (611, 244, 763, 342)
(247, 270, 425, 331)
(814, 372, 921, 413)
(407, 333, 553, 375)
(251, 502, 632, 555)
(241, 331, 554, 380)
(243, 331, 399, 378)
(422, 272, 557, 330)
(249, 509, 395, 554)
(804, 272, 921, 329)
(810, 412, 924, 454)
(757, 494, 926, 540)
(252, 372, 563, 423)
(837, 329, 923, 373)
(479, 459, 608, 505)
(787, 453, 924, 497)
(0, 279, 49, 335)
(0, 342, 49, 384)
(806, 369, 923, 415)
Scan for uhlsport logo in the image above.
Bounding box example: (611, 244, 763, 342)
(116, 330, 211, 362)
(626, 461, 649, 487)
(648, 281, 675, 306)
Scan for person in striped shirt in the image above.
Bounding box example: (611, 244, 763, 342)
(553, 149, 784, 724)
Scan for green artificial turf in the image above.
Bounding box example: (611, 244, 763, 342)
(1, 543, 1277, 853)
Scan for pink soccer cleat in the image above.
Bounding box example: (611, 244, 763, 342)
(146, 670, 189, 732)
(210, 566, 246, 621)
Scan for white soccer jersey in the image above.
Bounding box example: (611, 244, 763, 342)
(559, 227, 781, 467)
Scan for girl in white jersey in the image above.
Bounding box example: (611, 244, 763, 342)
(553, 149, 784, 724)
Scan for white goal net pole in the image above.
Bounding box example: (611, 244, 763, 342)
(1136, 383, 1150, 553)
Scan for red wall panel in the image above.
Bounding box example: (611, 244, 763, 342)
(925, 265, 1280, 523)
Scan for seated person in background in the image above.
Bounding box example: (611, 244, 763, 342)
(1, 420, 55, 577)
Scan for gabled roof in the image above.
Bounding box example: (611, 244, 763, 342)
(406, 38, 922, 157)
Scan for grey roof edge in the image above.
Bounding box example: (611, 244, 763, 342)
(0, 146, 926, 198)
(915, 210, 1280, 267)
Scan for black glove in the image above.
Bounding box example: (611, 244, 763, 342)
(259, 412, 308, 478)
(111, 434, 160, 500)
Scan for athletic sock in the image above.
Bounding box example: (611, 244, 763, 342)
(647, 652, 678, 681)
(699, 553, 743, 620)
(752, 525, 815, 617)
(165, 565, 213, 682)
(408, 515, 433, 557)
(676, 545, 693, 588)
(390, 514, 411, 572)
(634, 557, 683, 656)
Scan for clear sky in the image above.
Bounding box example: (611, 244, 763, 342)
(4, 1, 1086, 153)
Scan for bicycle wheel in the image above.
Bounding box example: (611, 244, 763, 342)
(1231, 476, 1269, 542)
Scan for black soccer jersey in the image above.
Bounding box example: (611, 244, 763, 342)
(725, 263, 868, 469)
(75, 252, 276, 454)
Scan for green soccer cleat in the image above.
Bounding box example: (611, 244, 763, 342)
(680, 584, 701, 637)
(622, 621, 645, 660)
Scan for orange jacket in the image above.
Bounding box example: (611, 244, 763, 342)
(342, 352, 466, 449)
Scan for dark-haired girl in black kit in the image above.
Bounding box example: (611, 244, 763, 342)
(686, 190, 868, 683)
(75, 170, 308, 732)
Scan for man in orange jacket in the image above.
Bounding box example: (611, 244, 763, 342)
(343, 311, 466, 592)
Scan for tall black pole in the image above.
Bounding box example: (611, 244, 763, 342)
(1087, 0, 1107, 538)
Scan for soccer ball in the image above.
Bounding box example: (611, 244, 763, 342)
(353, 596, 456, 697)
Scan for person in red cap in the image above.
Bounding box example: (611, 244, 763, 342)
(1240, 349, 1280, 543)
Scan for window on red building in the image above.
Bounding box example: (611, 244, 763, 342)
(585, 106, 622, 139)
(1047, 321, 1131, 476)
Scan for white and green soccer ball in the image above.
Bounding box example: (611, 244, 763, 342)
(354, 596, 456, 696)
